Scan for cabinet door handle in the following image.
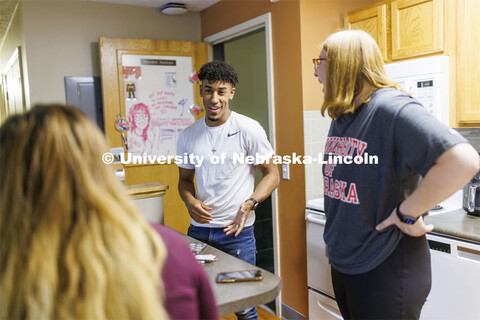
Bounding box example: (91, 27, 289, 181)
(317, 300, 343, 319)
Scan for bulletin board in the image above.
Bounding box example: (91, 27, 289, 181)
(121, 54, 198, 157)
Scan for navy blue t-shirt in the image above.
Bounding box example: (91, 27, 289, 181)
(322, 88, 466, 274)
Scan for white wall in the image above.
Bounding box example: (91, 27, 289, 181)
(20, 0, 202, 105)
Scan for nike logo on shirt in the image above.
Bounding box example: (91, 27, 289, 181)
(227, 131, 240, 137)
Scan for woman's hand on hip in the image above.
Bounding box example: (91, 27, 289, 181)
(376, 208, 434, 237)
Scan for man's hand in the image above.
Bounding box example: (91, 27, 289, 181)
(376, 207, 434, 237)
(223, 201, 252, 237)
(186, 198, 213, 224)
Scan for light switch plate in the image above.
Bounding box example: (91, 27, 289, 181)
(282, 163, 290, 180)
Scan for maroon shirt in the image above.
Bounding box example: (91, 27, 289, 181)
(151, 223, 219, 320)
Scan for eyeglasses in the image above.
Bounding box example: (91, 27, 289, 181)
(313, 57, 327, 71)
(134, 112, 148, 119)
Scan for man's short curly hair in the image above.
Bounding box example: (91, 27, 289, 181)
(198, 60, 239, 87)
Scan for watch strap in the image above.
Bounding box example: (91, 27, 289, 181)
(246, 198, 258, 210)
(396, 203, 419, 225)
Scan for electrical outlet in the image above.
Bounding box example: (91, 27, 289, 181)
(282, 163, 290, 180)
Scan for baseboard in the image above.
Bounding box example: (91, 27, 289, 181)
(281, 304, 307, 320)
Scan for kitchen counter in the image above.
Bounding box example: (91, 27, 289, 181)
(126, 182, 168, 199)
(183, 235, 282, 316)
(127, 183, 168, 223)
(424, 209, 480, 243)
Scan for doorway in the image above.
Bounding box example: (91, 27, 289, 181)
(204, 13, 279, 313)
(214, 26, 274, 268)
(1, 47, 26, 122)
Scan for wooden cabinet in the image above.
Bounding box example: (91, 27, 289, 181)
(456, 0, 480, 124)
(343, 0, 480, 127)
(343, 0, 444, 62)
(391, 0, 444, 60)
(343, 4, 388, 61)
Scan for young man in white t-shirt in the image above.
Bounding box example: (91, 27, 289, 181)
(177, 61, 279, 320)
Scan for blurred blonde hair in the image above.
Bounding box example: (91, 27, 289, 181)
(0, 104, 169, 319)
(321, 30, 401, 120)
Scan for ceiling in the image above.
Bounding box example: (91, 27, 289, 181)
(0, 0, 19, 48)
(0, 0, 220, 50)
(88, 0, 220, 11)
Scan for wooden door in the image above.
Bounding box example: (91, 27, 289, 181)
(457, 0, 480, 125)
(344, 4, 388, 61)
(99, 38, 208, 233)
(391, 0, 444, 60)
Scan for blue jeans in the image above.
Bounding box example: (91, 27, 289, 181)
(188, 225, 258, 320)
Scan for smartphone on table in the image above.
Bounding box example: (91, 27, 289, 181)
(216, 270, 263, 283)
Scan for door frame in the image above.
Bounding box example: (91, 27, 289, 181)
(2, 46, 26, 117)
(203, 13, 282, 313)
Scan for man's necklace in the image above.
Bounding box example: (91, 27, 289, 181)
(205, 111, 232, 153)
(206, 123, 227, 153)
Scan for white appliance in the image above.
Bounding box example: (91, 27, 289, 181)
(306, 198, 343, 320)
(422, 190, 480, 319)
(427, 189, 463, 216)
(421, 234, 480, 320)
(305, 191, 467, 320)
(384, 56, 449, 127)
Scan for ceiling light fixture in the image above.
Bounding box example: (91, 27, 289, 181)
(160, 2, 188, 15)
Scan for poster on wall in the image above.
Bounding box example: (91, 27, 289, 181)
(122, 54, 195, 158)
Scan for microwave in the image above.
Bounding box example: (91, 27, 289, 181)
(384, 56, 449, 127)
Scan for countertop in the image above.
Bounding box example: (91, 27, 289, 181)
(424, 209, 480, 243)
(183, 235, 283, 316)
(126, 183, 168, 199)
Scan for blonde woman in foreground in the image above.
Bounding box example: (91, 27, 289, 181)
(0, 104, 169, 319)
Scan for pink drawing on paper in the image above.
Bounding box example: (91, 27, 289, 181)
(128, 103, 160, 155)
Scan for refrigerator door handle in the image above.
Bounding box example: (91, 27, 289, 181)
(317, 300, 343, 320)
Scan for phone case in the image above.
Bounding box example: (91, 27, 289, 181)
(215, 270, 263, 283)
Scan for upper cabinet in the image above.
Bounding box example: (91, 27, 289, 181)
(343, 0, 479, 127)
(391, 0, 444, 60)
(344, 4, 388, 61)
(343, 0, 445, 62)
(456, 0, 480, 125)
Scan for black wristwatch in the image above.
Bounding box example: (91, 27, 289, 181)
(246, 198, 258, 210)
(396, 203, 419, 225)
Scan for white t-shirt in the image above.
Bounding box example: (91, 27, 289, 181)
(176, 111, 274, 228)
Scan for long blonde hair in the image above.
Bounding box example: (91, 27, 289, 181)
(321, 30, 401, 120)
(0, 104, 169, 319)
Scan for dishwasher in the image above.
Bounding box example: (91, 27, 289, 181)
(306, 198, 343, 320)
(421, 233, 480, 320)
